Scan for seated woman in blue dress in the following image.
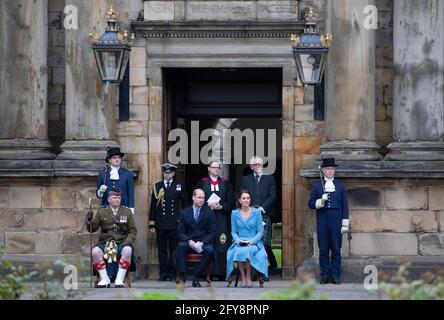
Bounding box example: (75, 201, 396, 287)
(226, 190, 268, 287)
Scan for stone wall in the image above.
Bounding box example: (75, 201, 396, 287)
(0, 178, 98, 256)
(311, 180, 444, 257)
(301, 179, 444, 280)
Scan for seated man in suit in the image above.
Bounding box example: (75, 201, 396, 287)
(175, 189, 217, 287)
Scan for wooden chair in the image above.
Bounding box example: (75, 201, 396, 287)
(226, 263, 265, 288)
(176, 253, 212, 287)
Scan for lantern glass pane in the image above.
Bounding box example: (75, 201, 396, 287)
(301, 53, 322, 83)
(97, 50, 123, 81)
(118, 49, 131, 82)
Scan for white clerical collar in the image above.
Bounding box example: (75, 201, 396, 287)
(254, 172, 263, 177)
(209, 175, 220, 191)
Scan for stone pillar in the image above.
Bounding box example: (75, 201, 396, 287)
(321, 0, 381, 160)
(0, 0, 55, 160)
(386, 0, 444, 160)
(58, 0, 119, 164)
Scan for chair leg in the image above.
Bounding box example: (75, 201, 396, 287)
(258, 273, 265, 288)
(235, 268, 240, 288)
(124, 272, 132, 288)
(206, 264, 212, 287)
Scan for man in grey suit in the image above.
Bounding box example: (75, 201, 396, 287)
(239, 156, 278, 274)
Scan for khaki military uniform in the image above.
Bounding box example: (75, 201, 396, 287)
(87, 206, 137, 244)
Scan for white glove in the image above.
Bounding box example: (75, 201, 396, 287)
(97, 185, 107, 198)
(341, 219, 350, 234)
(315, 199, 325, 209)
(130, 208, 135, 215)
(321, 193, 329, 202)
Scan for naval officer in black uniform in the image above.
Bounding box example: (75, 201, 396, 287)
(149, 163, 188, 281)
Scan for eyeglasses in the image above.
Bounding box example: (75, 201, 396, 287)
(209, 166, 221, 169)
(251, 163, 262, 166)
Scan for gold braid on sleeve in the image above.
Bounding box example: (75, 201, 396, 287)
(153, 185, 165, 207)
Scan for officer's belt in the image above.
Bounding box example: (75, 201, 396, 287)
(102, 228, 127, 236)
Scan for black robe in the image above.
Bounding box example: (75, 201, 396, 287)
(196, 177, 234, 276)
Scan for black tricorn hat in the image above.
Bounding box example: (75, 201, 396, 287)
(321, 158, 338, 168)
(106, 147, 125, 161)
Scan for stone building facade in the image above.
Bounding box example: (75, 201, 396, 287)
(0, 0, 443, 280)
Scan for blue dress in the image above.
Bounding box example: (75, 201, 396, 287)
(226, 208, 268, 280)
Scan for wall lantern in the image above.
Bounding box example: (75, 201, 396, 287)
(291, 8, 332, 86)
(90, 6, 134, 83)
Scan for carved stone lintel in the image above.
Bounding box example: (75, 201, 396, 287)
(132, 21, 305, 39)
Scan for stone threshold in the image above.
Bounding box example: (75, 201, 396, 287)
(299, 256, 444, 282)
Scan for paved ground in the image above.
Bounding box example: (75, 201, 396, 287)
(21, 280, 385, 300)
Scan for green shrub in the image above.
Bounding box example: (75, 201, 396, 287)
(380, 263, 444, 300)
(261, 277, 328, 300)
(136, 292, 182, 300)
(0, 248, 32, 300)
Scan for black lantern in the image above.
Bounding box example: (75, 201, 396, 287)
(291, 8, 332, 86)
(90, 6, 134, 83)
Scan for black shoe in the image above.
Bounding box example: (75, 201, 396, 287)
(95, 283, 110, 288)
(176, 273, 185, 285)
(331, 278, 341, 285)
(320, 278, 329, 285)
(192, 278, 201, 288)
(115, 284, 124, 288)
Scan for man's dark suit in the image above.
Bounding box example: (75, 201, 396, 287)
(240, 174, 277, 217)
(240, 173, 278, 270)
(175, 205, 217, 280)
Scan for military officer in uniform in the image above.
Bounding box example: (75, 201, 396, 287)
(149, 163, 188, 281)
(96, 147, 135, 214)
(86, 188, 137, 288)
(308, 158, 349, 285)
(196, 160, 234, 280)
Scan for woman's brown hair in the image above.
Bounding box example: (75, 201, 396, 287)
(236, 189, 252, 209)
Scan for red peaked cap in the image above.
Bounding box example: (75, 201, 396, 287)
(108, 187, 121, 196)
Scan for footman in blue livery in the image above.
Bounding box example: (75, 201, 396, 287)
(308, 158, 349, 285)
(96, 147, 135, 214)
